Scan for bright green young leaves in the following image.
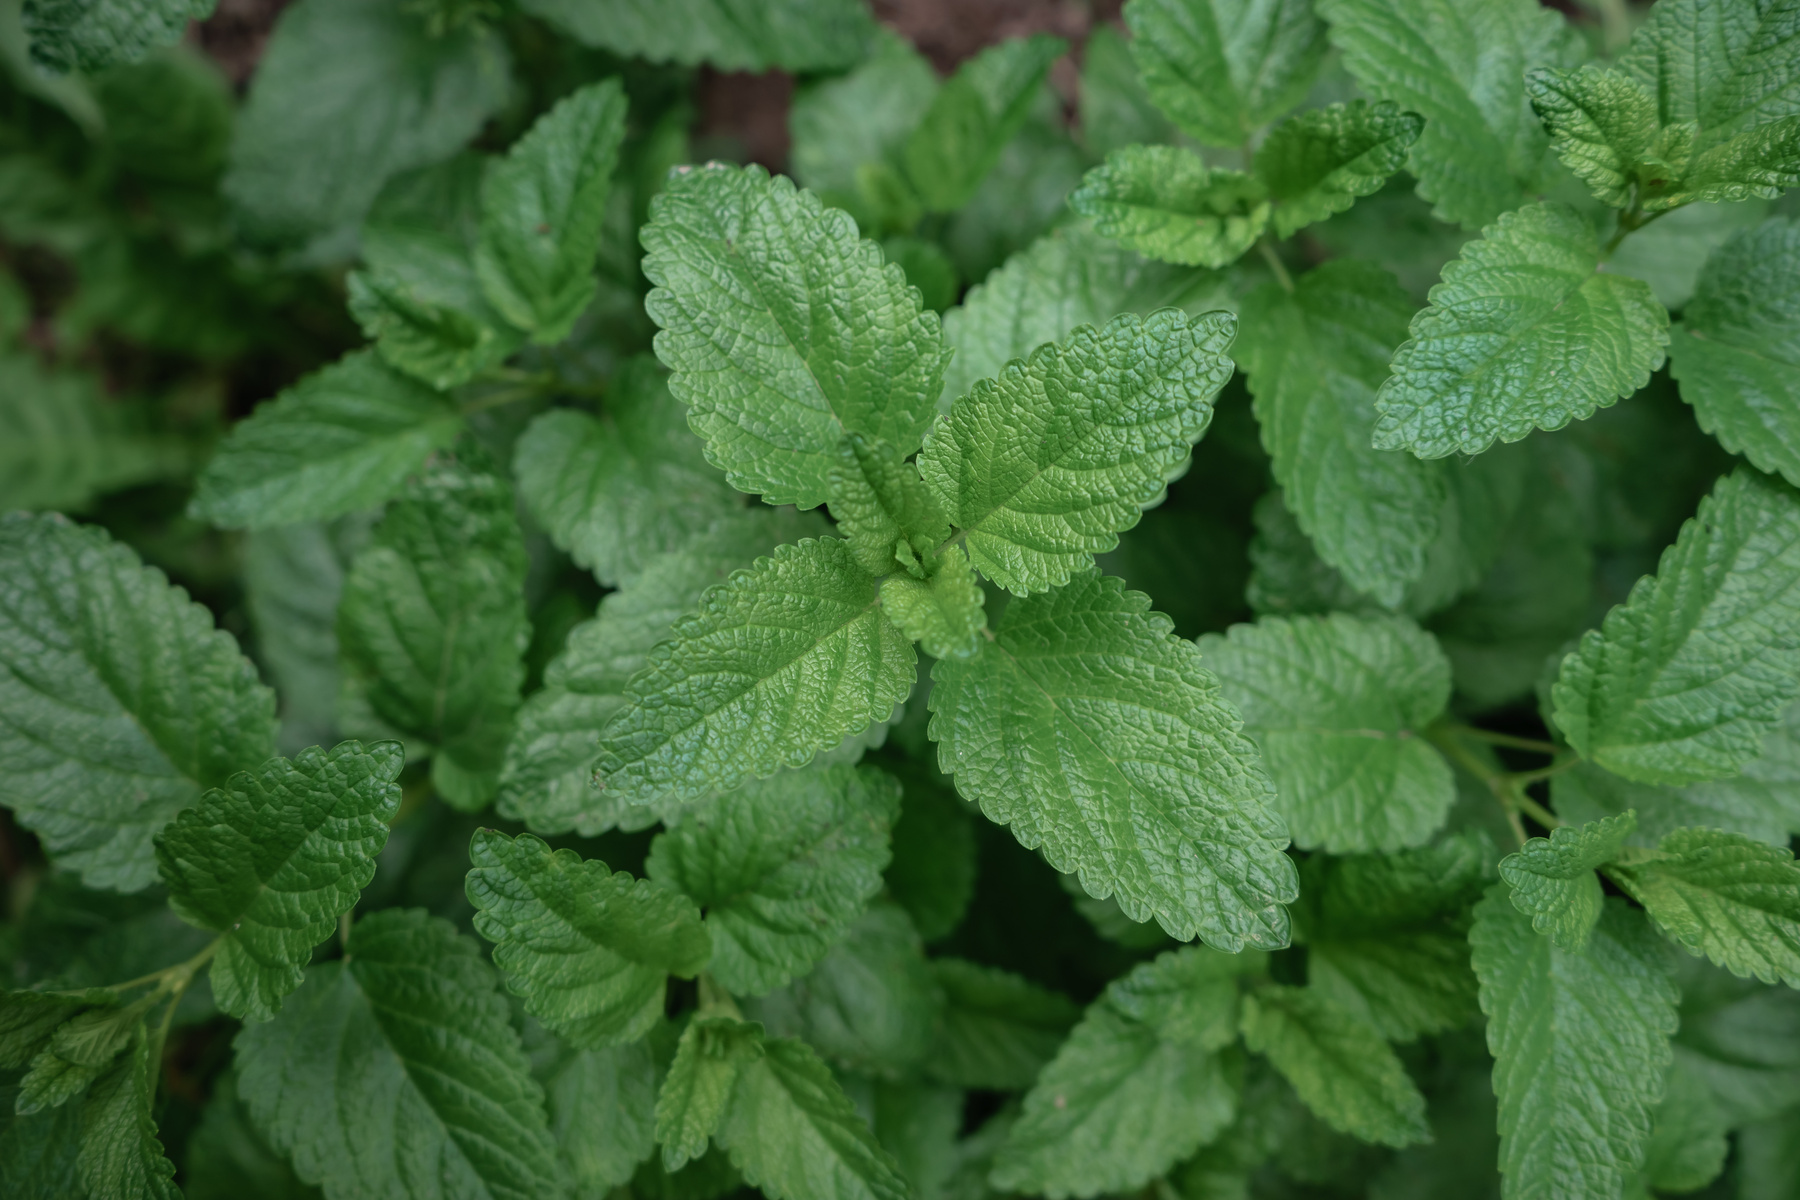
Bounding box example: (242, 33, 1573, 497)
(1070, 147, 1269, 268)
(1371, 202, 1670, 459)
(930, 570, 1298, 951)
(516, 0, 877, 72)
(903, 34, 1067, 213)
(656, 1016, 765, 1171)
(1497, 811, 1637, 949)
(155, 740, 403, 1021)
(879, 548, 987, 661)
(1553, 467, 1800, 785)
(827, 433, 951, 577)
(23, 0, 217, 73)
(1125, 0, 1328, 147)
(1255, 101, 1424, 238)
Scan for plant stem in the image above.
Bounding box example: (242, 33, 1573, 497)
(1515, 792, 1562, 831)
(697, 974, 743, 1020)
(1453, 726, 1563, 755)
(1257, 238, 1295, 293)
(145, 938, 221, 1087)
(1426, 724, 1528, 846)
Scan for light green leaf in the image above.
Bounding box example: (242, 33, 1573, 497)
(23, 0, 213, 73)
(1525, 65, 1659, 209)
(534, 1035, 658, 1195)
(516, 0, 876, 72)
(338, 455, 529, 809)
(1318, 0, 1584, 228)
(0, 513, 277, 891)
(1255, 100, 1423, 237)
(235, 908, 561, 1200)
(991, 947, 1248, 1198)
(155, 740, 403, 1022)
(475, 79, 626, 343)
(1552, 467, 1800, 785)
(1469, 891, 1680, 1200)
(594, 538, 915, 806)
(903, 34, 1067, 213)
(1670, 218, 1800, 489)
(929, 570, 1297, 951)
(641, 163, 950, 508)
(1198, 613, 1455, 854)
(1078, 23, 1176, 156)
(925, 959, 1079, 1091)
(1637, 1055, 1729, 1196)
(1233, 259, 1443, 607)
(1498, 811, 1637, 950)
(645, 762, 900, 996)
(77, 1025, 179, 1200)
(879, 549, 986, 661)
(189, 349, 464, 530)
(919, 309, 1236, 595)
(789, 31, 937, 204)
(656, 1017, 765, 1172)
(0, 352, 182, 514)
(1617, 0, 1800, 149)
(1371, 202, 1670, 459)
(466, 830, 711, 1048)
(1609, 828, 1800, 988)
(1665, 115, 1800, 209)
(1069, 147, 1269, 268)
(1124, 0, 1328, 147)
(827, 433, 951, 577)
(1552, 739, 1800, 852)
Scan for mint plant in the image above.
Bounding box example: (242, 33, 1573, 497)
(3, 0, 1800, 1198)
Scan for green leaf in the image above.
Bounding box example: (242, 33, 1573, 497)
(515, 0, 876, 72)
(0, 991, 117, 1072)
(1498, 812, 1637, 950)
(22, 0, 214, 73)
(467, 830, 711, 1048)
(77, 1025, 179, 1200)
(827, 433, 951, 577)
(1617, 0, 1800, 150)
(645, 762, 900, 996)
(1525, 65, 1660, 209)
(19, 999, 145, 1114)
(919, 309, 1236, 595)
(1239, 985, 1429, 1147)
(1317, 0, 1584, 228)
(189, 349, 465, 530)
(1664, 115, 1800, 210)
(534, 1035, 658, 1194)
(657, 1017, 765, 1172)
(1233, 260, 1444, 605)
(990, 947, 1248, 1198)
(0, 353, 182, 514)
(514, 360, 740, 588)
(1124, 0, 1328, 147)
(1254, 100, 1423, 237)
(183, 1070, 323, 1200)
(903, 34, 1067, 213)
(929, 570, 1297, 951)
(1069, 147, 1269, 268)
(879, 549, 986, 661)
(0, 513, 277, 891)
(475, 79, 626, 344)
(1670, 218, 1800, 489)
(1198, 614, 1455, 854)
(1469, 891, 1680, 1200)
(1637, 1054, 1729, 1196)
(235, 908, 561, 1200)
(1552, 467, 1800, 785)
(924, 958, 1079, 1091)
(155, 740, 403, 1021)
(594, 538, 916, 806)
(1371, 202, 1670, 459)
(641, 163, 950, 508)
(789, 31, 937, 205)
(1078, 24, 1176, 156)
(1609, 827, 1800, 989)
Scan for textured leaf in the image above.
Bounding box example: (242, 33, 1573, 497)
(0, 991, 118, 1072)
(1670, 218, 1800, 489)
(235, 908, 561, 1200)
(0, 513, 276, 891)
(594, 538, 915, 806)
(1658, 114, 1800, 209)
(657, 1017, 765, 1172)
(515, 0, 876, 72)
(645, 762, 900, 996)
(903, 34, 1066, 213)
(1526, 66, 1660, 209)
(1552, 744, 1800, 852)
(1255, 100, 1423, 237)
(1124, 0, 1328, 146)
(929, 570, 1297, 950)
(189, 350, 464, 530)
(1617, 0, 1800, 150)
(1318, 0, 1584, 228)
(919, 309, 1236, 595)
(155, 740, 403, 1021)
(1233, 260, 1443, 605)
(1609, 828, 1800, 988)
(534, 1036, 658, 1195)
(991, 947, 1248, 1198)
(23, 0, 214, 73)
(1498, 812, 1637, 951)
(77, 1025, 179, 1200)
(879, 549, 986, 661)
(1470, 891, 1680, 1200)
(641, 163, 949, 508)
(827, 433, 950, 577)
(19, 999, 144, 1114)
(925, 959, 1079, 1091)
(1069, 147, 1269, 268)
(1552, 467, 1800, 785)
(337, 455, 529, 809)
(467, 830, 711, 1048)
(1371, 202, 1670, 459)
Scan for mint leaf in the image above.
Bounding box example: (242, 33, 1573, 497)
(1552, 467, 1800, 785)
(338, 454, 529, 809)
(1498, 811, 1637, 950)
(23, 0, 214, 73)
(1079, 24, 1176, 156)
(1526, 65, 1659, 209)
(879, 549, 986, 661)
(1070, 147, 1269, 268)
(1199, 613, 1456, 854)
(1670, 218, 1800, 489)
(1255, 100, 1423, 237)
(925, 958, 1079, 1091)
(641, 163, 949, 508)
(1638, 1056, 1730, 1196)
(827, 433, 951, 577)
(536, 1036, 658, 1194)
(1470, 891, 1680, 1200)
(1618, 0, 1800, 149)
(1371, 202, 1670, 459)
(467, 830, 711, 1047)
(1667, 116, 1800, 209)
(902, 34, 1066, 213)
(77, 1025, 178, 1200)
(0, 353, 180, 514)
(657, 1017, 765, 1172)
(0, 513, 277, 891)
(919, 309, 1236, 594)
(789, 31, 937, 209)
(155, 740, 403, 1021)
(1124, 0, 1327, 147)
(20, 1000, 145, 1114)
(515, 0, 877, 72)
(595, 538, 915, 806)
(929, 569, 1297, 951)
(189, 350, 464, 530)
(235, 908, 561, 1200)
(645, 762, 900, 995)
(0, 991, 117, 1071)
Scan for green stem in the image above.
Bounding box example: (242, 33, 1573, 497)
(1426, 724, 1528, 846)
(144, 938, 220, 1089)
(1257, 238, 1295, 293)
(1452, 726, 1562, 756)
(459, 384, 541, 415)
(1511, 755, 1581, 788)
(1515, 791, 1563, 831)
